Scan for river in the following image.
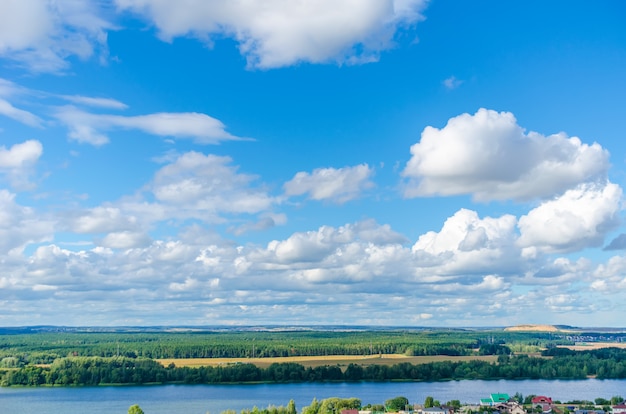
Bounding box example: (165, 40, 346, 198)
(1, 379, 625, 414)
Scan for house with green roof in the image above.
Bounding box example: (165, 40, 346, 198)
(480, 394, 511, 406)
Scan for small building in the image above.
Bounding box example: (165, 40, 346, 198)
(493, 401, 525, 414)
(612, 404, 626, 414)
(480, 394, 511, 406)
(531, 396, 553, 413)
(420, 407, 450, 414)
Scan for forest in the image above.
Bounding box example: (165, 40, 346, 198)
(3, 344, 626, 386)
(2, 327, 626, 386)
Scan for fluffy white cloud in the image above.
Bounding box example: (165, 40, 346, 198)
(0, 0, 112, 72)
(412, 208, 520, 275)
(284, 164, 375, 204)
(0, 189, 53, 254)
(592, 255, 626, 293)
(99, 231, 152, 249)
(116, 0, 426, 68)
(54, 106, 243, 146)
(149, 152, 275, 216)
(66, 206, 138, 234)
(0, 212, 622, 325)
(518, 182, 622, 253)
(403, 108, 609, 201)
(0, 140, 43, 190)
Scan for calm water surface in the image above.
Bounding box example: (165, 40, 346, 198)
(1, 380, 626, 414)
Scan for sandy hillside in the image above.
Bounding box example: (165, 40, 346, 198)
(504, 324, 560, 332)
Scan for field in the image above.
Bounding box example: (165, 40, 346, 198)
(157, 354, 499, 369)
(560, 342, 626, 351)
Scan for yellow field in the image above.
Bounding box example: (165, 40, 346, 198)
(157, 354, 498, 369)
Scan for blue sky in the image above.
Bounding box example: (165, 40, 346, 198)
(1, 0, 626, 327)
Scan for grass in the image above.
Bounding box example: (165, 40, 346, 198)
(156, 354, 499, 369)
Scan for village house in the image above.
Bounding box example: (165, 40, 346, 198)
(492, 401, 526, 414)
(480, 394, 511, 406)
(612, 404, 626, 414)
(419, 407, 454, 414)
(531, 396, 553, 413)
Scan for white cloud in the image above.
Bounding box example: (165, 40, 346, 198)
(115, 0, 427, 69)
(443, 75, 463, 90)
(518, 182, 622, 253)
(412, 208, 520, 275)
(0, 139, 42, 169)
(61, 95, 129, 110)
(149, 151, 275, 216)
(0, 0, 112, 72)
(0, 140, 43, 190)
(66, 206, 138, 234)
(592, 255, 626, 293)
(99, 231, 152, 249)
(0, 189, 53, 255)
(402, 108, 610, 201)
(0, 212, 621, 325)
(0, 98, 43, 127)
(54, 106, 243, 146)
(0, 79, 43, 127)
(284, 164, 375, 204)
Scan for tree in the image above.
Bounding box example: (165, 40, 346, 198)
(287, 400, 297, 414)
(612, 396, 625, 405)
(424, 397, 435, 408)
(386, 396, 410, 412)
(303, 398, 321, 414)
(446, 400, 461, 409)
(128, 405, 145, 414)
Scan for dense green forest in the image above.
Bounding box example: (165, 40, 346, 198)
(2, 327, 626, 386)
(4, 347, 626, 386)
(0, 328, 568, 364)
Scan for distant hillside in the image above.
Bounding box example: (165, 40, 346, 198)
(504, 324, 561, 332)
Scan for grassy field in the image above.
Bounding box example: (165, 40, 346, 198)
(157, 354, 499, 369)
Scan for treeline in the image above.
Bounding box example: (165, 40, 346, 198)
(4, 347, 626, 386)
(0, 330, 483, 363)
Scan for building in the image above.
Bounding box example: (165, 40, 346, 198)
(612, 404, 626, 414)
(480, 394, 511, 406)
(531, 396, 553, 413)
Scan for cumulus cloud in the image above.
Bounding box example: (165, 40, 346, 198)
(402, 108, 610, 201)
(0, 0, 112, 72)
(0, 211, 618, 325)
(99, 231, 152, 249)
(55, 151, 279, 251)
(0, 140, 43, 190)
(66, 206, 138, 234)
(0, 189, 53, 254)
(518, 182, 622, 253)
(148, 152, 275, 217)
(115, 0, 427, 69)
(411, 209, 521, 277)
(54, 106, 243, 146)
(284, 164, 375, 204)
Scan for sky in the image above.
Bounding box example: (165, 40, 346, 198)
(1, 0, 626, 327)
